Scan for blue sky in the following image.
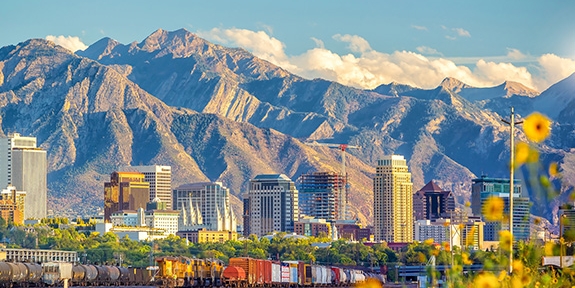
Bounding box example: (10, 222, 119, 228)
(2, 1, 575, 91)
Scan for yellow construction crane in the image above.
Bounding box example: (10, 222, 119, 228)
(304, 141, 361, 220)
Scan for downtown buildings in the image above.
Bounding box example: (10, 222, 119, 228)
(471, 176, 530, 241)
(243, 174, 299, 237)
(0, 133, 46, 220)
(373, 155, 413, 243)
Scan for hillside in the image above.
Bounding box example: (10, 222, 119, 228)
(1, 29, 574, 224)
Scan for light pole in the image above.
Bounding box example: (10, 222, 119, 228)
(501, 106, 523, 274)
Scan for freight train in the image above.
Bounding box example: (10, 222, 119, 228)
(155, 256, 386, 288)
(0, 256, 385, 288)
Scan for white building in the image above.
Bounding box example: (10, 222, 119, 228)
(415, 219, 460, 246)
(107, 205, 179, 238)
(174, 182, 237, 232)
(0, 133, 47, 219)
(126, 165, 172, 209)
(145, 209, 180, 236)
(245, 174, 298, 237)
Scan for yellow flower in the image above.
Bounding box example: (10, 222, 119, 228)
(474, 272, 501, 288)
(523, 112, 551, 143)
(514, 142, 539, 169)
(442, 241, 451, 252)
(423, 238, 434, 245)
(462, 252, 473, 265)
(549, 162, 560, 178)
(499, 230, 513, 251)
(483, 196, 504, 221)
(544, 241, 555, 256)
(512, 260, 524, 274)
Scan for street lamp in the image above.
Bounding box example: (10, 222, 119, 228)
(501, 106, 523, 274)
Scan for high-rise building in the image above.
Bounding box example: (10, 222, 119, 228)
(298, 171, 347, 221)
(373, 155, 413, 242)
(128, 165, 172, 210)
(413, 180, 456, 221)
(174, 182, 237, 232)
(245, 174, 299, 237)
(471, 176, 530, 241)
(104, 172, 150, 221)
(0, 133, 47, 219)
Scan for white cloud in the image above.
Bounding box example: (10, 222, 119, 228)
(445, 35, 457, 41)
(197, 27, 297, 71)
(506, 48, 526, 60)
(45, 35, 88, 52)
(196, 28, 575, 92)
(453, 28, 471, 37)
(535, 54, 575, 89)
(416, 46, 443, 56)
(332, 34, 372, 53)
(412, 25, 428, 31)
(311, 37, 324, 49)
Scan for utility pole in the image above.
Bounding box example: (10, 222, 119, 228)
(501, 107, 523, 274)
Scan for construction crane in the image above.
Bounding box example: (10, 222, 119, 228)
(304, 141, 360, 220)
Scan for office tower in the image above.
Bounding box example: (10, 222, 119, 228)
(104, 172, 150, 221)
(0, 133, 47, 219)
(246, 174, 299, 237)
(373, 155, 413, 242)
(0, 185, 26, 224)
(413, 180, 456, 220)
(298, 171, 347, 221)
(174, 182, 237, 232)
(242, 193, 250, 237)
(471, 176, 530, 241)
(129, 165, 172, 209)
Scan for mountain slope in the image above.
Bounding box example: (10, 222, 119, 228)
(1, 30, 574, 224)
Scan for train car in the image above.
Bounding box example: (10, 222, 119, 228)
(229, 257, 258, 286)
(42, 262, 72, 286)
(117, 266, 131, 285)
(156, 256, 194, 288)
(106, 266, 121, 285)
(208, 259, 224, 287)
(271, 262, 281, 287)
(133, 267, 154, 286)
(222, 265, 246, 287)
(23, 262, 43, 285)
(95, 265, 111, 285)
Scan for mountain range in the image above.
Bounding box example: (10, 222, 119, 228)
(1, 28, 574, 225)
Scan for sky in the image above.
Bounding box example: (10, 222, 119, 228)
(2, 1, 575, 92)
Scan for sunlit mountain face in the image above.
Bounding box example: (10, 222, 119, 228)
(1, 29, 573, 225)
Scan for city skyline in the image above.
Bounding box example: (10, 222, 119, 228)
(2, 1, 574, 92)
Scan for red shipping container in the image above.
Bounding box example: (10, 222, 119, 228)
(262, 260, 272, 284)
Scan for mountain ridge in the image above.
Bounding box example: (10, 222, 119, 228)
(1, 30, 573, 225)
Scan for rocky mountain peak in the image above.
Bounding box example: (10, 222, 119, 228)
(502, 81, 539, 97)
(78, 37, 121, 60)
(440, 77, 472, 93)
